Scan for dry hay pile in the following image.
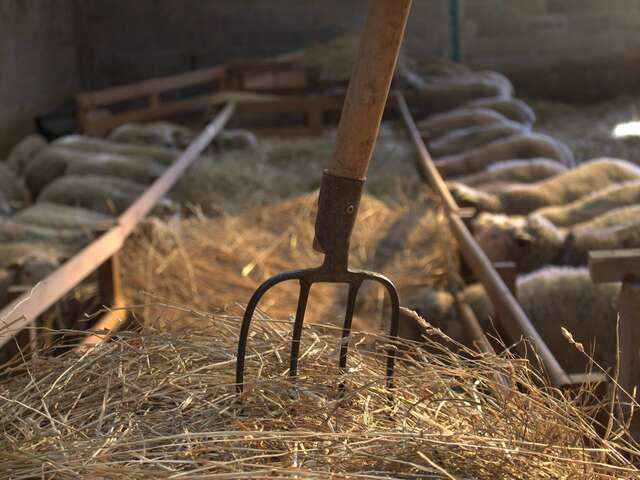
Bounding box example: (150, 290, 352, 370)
(1, 314, 638, 478)
(173, 124, 425, 216)
(529, 95, 640, 165)
(122, 191, 455, 334)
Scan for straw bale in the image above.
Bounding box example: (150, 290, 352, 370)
(0, 316, 637, 478)
(121, 191, 454, 334)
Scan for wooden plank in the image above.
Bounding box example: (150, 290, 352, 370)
(80, 255, 128, 348)
(76, 65, 226, 109)
(83, 93, 341, 136)
(616, 277, 640, 440)
(84, 92, 234, 135)
(589, 249, 640, 283)
(0, 103, 235, 348)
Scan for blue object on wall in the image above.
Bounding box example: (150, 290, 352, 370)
(449, 0, 461, 62)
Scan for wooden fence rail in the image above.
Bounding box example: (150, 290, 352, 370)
(0, 102, 236, 349)
(589, 249, 640, 438)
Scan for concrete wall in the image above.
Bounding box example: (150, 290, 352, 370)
(73, 0, 449, 90)
(3, 0, 640, 154)
(0, 0, 79, 156)
(72, 0, 640, 100)
(459, 0, 640, 100)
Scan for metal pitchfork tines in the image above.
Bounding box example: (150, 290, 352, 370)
(236, 0, 413, 393)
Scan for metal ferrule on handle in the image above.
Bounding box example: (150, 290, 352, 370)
(313, 171, 365, 271)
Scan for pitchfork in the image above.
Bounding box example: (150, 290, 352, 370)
(236, 0, 413, 392)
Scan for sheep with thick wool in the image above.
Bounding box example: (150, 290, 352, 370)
(14, 202, 113, 232)
(38, 175, 147, 215)
(449, 158, 640, 215)
(435, 132, 575, 176)
(465, 97, 536, 126)
(402, 267, 620, 374)
(534, 180, 640, 227)
(418, 107, 515, 140)
(25, 146, 165, 196)
(474, 205, 640, 272)
(453, 158, 568, 192)
(3, 134, 48, 175)
(404, 70, 514, 113)
(428, 120, 526, 157)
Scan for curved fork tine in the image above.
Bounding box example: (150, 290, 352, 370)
(236, 270, 307, 393)
(289, 280, 311, 378)
(339, 280, 363, 373)
(368, 274, 400, 388)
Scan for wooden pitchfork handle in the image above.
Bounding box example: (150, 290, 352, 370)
(314, 0, 412, 257)
(328, 0, 412, 180)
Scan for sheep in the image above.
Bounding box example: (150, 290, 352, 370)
(428, 120, 526, 158)
(214, 129, 258, 151)
(404, 267, 620, 374)
(0, 242, 70, 297)
(38, 175, 147, 215)
(407, 71, 514, 113)
(4, 134, 48, 175)
(434, 133, 575, 177)
(108, 121, 196, 149)
(0, 163, 31, 212)
(24, 146, 165, 197)
(535, 180, 640, 228)
(465, 97, 536, 126)
(14, 202, 113, 232)
(450, 158, 640, 215)
(54, 135, 180, 165)
(417, 108, 515, 140)
(109, 122, 258, 152)
(452, 159, 568, 189)
(474, 205, 640, 272)
(0, 218, 92, 257)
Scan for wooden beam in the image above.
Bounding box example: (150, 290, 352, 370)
(589, 249, 640, 284)
(76, 66, 226, 109)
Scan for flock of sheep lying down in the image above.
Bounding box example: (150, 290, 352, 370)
(401, 63, 639, 376)
(0, 59, 635, 380)
(0, 123, 257, 308)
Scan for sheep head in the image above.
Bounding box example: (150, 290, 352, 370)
(474, 213, 565, 272)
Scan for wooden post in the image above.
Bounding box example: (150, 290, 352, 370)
(458, 207, 476, 282)
(588, 249, 640, 441)
(79, 253, 127, 348)
(617, 277, 640, 439)
(308, 104, 323, 135)
(149, 93, 160, 108)
(493, 261, 518, 350)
